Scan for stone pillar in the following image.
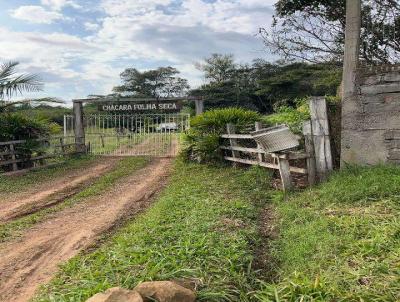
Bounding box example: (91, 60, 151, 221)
(340, 0, 362, 167)
(73, 101, 86, 153)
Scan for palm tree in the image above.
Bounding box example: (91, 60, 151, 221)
(0, 62, 62, 111)
(0, 61, 43, 100)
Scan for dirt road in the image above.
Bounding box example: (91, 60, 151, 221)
(0, 158, 172, 302)
(0, 158, 120, 222)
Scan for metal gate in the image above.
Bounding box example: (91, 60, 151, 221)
(64, 113, 190, 157)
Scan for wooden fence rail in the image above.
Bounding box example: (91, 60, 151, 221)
(220, 97, 333, 192)
(221, 123, 312, 192)
(0, 136, 77, 173)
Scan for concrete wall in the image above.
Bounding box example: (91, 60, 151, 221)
(341, 65, 400, 165)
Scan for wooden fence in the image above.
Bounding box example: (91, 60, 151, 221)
(0, 136, 77, 173)
(220, 97, 333, 191)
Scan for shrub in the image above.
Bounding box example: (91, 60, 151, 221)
(182, 108, 261, 162)
(0, 113, 52, 142)
(0, 113, 58, 171)
(262, 98, 311, 134)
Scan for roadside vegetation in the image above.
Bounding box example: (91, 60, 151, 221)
(0, 157, 149, 242)
(0, 156, 96, 196)
(32, 160, 400, 302)
(256, 165, 400, 301)
(34, 161, 271, 302)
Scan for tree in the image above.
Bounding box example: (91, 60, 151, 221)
(260, 0, 400, 64)
(195, 54, 236, 83)
(113, 66, 190, 98)
(256, 62, 342, 107)
(191, 54, 342, 113)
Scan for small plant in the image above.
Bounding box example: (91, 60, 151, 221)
(262, 98, 310, 134)
(181, 108, 261, 162)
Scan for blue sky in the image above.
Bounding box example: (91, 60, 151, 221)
(0, 0, 276, 105)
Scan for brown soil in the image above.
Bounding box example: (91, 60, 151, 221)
(0, 158, 121, 222)
(252, 205, 278, 282)
(0, 158, 172, 302)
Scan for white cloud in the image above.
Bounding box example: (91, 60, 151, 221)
(10, 6, 64, 24)
(3, 0, 277, 101)
(40, 0, 81, 11)
(84, 22, 100, 31)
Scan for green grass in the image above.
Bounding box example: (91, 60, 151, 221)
(0, 157, 150, 242)
(255, 165, 400, 301)
(0, 155, 97, 197)
(34, 162, 272, 302)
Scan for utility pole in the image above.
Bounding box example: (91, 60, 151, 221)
(341, 0, 362, 167)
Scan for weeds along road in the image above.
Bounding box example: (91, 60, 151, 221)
(0, 158, 120, 222)
(0, 158, 172, 302)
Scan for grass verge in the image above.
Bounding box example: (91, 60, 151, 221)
(0, 155, 97, 198)
(0, 157, 150, 242)
(255, 165, 400, 301)
(34, 162, 271, 302)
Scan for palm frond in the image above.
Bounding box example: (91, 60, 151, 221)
(0, 61, 43, 99)
(0, 61, 19, 80)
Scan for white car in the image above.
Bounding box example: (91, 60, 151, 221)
(156, 122, 178, 132)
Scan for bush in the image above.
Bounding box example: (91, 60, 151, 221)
(182, 108, 261, 162)
(0, 113, 52, 141)
(262, 98, 310, 134)
(0, 113, 59, 171)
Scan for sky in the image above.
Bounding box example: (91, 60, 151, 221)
(0, 0, 276, 105)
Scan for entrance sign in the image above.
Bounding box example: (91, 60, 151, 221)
(71, 96, 203, 156)
(98, 101, 182, 113)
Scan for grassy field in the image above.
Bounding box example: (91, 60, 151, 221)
(86, 132, 177, 156)
(0, 157, 150, 242)
(256, 165, 400, 301)
(34, 162, 271, 302)
(0, 156, 96, 197)
(7, 157, 400, 301)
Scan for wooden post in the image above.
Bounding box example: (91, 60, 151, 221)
(303, 121, 316, 186)
(255, 122, 264, 163)
(73, 101, 86, 153)
(195, 99, 204, 115)
(226, 123, 240, 165)
(100, 134, 105, 148)
(277, 154, 293, 192)
(9, 143, 18, 171)
(310, 97, 333, 181)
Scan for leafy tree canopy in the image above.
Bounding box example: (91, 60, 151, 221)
(113, 66, 190, 99)
(191, 54, 342, 113)
(195, 53, 236, 83)
(261, 0, 400, 63)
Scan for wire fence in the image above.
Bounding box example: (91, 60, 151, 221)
(64, 114, 191, 157)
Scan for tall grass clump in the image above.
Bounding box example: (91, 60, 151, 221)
(182, 108, 260, 163)
(255, 164, 400, 301)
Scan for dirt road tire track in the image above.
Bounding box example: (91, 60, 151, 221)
(0, 158, 172, 302)
(0, 158, 121, 223)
